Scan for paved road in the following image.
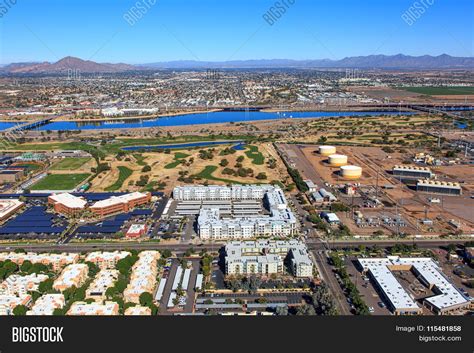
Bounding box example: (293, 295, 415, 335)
(0, 242, 224, 253)
(0, 237, 470, 253)
(312, 250, 351, 315)
(306, 238, 472, 250)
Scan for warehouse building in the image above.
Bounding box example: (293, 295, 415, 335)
(392, 165, 434, 179)
(225, 240, 313, 278)
(416, 180, 462, 196)
(358, 257, 471, 315)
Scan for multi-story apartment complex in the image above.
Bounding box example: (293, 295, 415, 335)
(124, 306, 152, 315)
(225, 240, 313, 278)
(0, 273, 49, 315)
(53, 264, 89, 292)
(67, 301, 120, 315)
(0, 252, 79, 271)
(173, 185, 297, 239)
(123, 251, 160, 304)
(85, 251, 130, 269)
(26, 294, 65, 315)
(86, 269, 119, 302)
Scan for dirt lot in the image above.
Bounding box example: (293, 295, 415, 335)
(293, 144, 474, 235)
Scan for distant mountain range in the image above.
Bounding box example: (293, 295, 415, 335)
(1, 54, 473, 74)
(142, 54, 474, 69)
(1, 56, 136, 74)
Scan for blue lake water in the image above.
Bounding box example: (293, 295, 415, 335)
(122, 140, 245, 151)
(24, 110, 416, 131)
(0, 122, 26, 130)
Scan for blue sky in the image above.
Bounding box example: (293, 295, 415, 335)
(0, 0, 472, 64)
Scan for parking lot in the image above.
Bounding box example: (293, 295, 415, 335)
(158, 258, 201, 315)
(344, 257, 392, 315)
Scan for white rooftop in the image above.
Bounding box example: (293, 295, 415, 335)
(49, 193, 87, 209)
(91, 192, 148, 209)
(358, 257, 470, 312)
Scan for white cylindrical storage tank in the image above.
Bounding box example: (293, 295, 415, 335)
(340, 165, 362, 179)
(328, 154, 348, 166)
(318, 145, 336, 156)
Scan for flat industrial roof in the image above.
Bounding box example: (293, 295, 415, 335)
(358, 257, 470, 312)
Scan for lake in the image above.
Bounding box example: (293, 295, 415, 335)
(24, 110, 416, 131)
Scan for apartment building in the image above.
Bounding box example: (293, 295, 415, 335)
(174, 185, 297, 239)
(225, 240, 313, 278)
(53, 264, 89, 292)
(86, 269, 119, 302)
(124, 306, 152, 315)
(85, 251, 130, 269)
(67, 301, 120, 315)
(0, 252, 79, 271)
(0, 273, 48, 315)
(123, 251, 160, 304)
(27, 294, 65, 315)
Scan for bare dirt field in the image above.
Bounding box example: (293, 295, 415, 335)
(295, 144, 474, 235)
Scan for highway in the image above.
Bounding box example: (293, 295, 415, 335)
(306, 238, 472, 250)
(0, 242, 224, 253)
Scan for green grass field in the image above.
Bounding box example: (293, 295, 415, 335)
(105, 166, 133, 191)
(15, 163, 41, 171)
(51, 157, 91, 170)
(402, 86, 474, 96)
(164, 160, 182, 169)
(132, 154, 147, 166)
(194, 165, 243, 184)
(244, 145, 264, 165)
(164, 152, 190, 169)
(30, 173, 90, 190)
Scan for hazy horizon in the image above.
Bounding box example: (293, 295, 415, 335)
(0, 0, 472, 65)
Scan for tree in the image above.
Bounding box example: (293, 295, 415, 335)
(256, 172, 267, 180)
(160, 249, 172, 259)
(141, 165, 152, 172)
(13, 305, 28, 316)
(86, 262, 100, 277)
(20, 260, 33, 273)
(139, 292, 154, 307)
(38, 278, 54, 293)
(296, 304, 316, 316)
(220, 159, 229, 167)
(275, 305, 289, 316)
